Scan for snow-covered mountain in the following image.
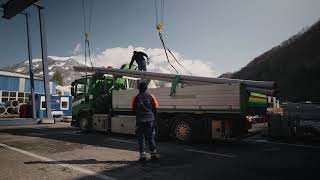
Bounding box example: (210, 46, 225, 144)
(2, 56, 85, 85)
(1, 46, 217, 87)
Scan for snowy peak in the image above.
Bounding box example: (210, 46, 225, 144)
(2, 56, 84, 85)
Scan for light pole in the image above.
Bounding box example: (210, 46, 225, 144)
(25, 12, 37, 121)
(35, 3, 53, 122)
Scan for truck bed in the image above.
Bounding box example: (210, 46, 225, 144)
(112, 83, 241, 114)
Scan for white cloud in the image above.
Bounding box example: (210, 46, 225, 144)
(72, 45, 218, 77)
(72, 43, 82, 55)
(48, 56, 71, 61)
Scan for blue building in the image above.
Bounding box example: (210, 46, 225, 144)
(34, 94, 72, 119)
(0, 70, 57, 104)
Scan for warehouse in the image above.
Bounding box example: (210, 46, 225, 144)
(0, 70, 57, 105)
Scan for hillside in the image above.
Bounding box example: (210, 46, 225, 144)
(231, 20, 320, 102)
(2, 56, 85, 86)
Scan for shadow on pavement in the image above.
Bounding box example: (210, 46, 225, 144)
(24, 159, 136, 165)
(0, 125, 140, 152)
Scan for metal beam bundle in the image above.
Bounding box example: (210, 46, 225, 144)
(73, 66, 276, 96)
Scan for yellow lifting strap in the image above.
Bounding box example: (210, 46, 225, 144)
(156, 23, 163, 32)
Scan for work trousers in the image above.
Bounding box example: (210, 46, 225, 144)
(136, 121, 156, 154)
(138, 64, 147, 71)
(137, 61, 147, 71)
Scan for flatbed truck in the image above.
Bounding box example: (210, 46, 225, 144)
(71, 65, 275, 143)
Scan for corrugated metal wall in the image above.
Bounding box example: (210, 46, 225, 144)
(0, 75, 57, 104)
(25, 79, 45, 94)
(0, 76, 20, 91)
(0, 75, 56, 94)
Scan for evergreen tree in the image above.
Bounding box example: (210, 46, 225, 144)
(51, 71, 64, 86)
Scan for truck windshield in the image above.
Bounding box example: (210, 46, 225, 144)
(75, 83, 85, 95)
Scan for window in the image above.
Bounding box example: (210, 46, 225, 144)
(25, 93, 30, 103)
(60, 97, 69, 110)
(1, 91, 19, 103)
(10, 92, 17, 97)
(1, 91, 9, 103)
(25, 93, 30, 98)
(2, 91, 9, 97)
(1, 98, 8, 103)
(40, 96, 46, 110)
(41, 101, 47, 109)
(17, 92, 25, 103)
(62, 101, 68, 108)
(76, 83, 85, 95)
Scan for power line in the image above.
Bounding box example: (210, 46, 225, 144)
(82, 0, 94, 77)
(159, 32, 179, 74)
(88, 0, 94, 33)
(154, 0, 192, 75)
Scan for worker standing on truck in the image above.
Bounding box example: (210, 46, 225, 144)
(131, 81, 159, 162)
(129, 51, 150, 71)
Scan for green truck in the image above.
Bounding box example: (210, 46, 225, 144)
(71, 64, 274, 143)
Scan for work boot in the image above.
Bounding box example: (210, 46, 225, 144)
(138, 152, 147, 163)
(150, 150, 159, 161)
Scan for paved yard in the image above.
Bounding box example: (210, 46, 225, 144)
(0, 122, 319, 180)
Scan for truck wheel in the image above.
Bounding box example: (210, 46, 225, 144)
(172, 116, 193, 143)
(79, 115, 91, 133)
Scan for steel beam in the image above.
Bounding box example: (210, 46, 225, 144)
(73, 66, 276, 90)
(37, 5, 52, 122)
(25, 12, 36, 120)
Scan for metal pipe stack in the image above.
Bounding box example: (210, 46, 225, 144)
(0, 106, 6, 116)
(73, 66, 276, 96)
(0, 100, 25, 116)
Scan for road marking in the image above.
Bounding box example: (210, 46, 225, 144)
(245, 139, 320, 149)
(110, 138, 136, 144)
(184, 149, 237, 158)
(61, 132, 81, 135)
(0, 143, 116, 180)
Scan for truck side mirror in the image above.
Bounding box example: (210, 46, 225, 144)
(71, 87, 74, 96)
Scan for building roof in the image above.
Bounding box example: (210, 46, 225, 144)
(0, 70, 43, 80)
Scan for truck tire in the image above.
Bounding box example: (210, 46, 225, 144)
(79, 114, 91, 133)
(172, 115, 194, 144)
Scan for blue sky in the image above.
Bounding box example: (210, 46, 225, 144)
(1, 0, 320, 75)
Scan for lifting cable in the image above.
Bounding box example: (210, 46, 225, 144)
(82, 0, 94, 78)
(154, 0, 192, 75)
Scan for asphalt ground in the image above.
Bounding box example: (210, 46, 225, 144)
(0, 122, 319, 180)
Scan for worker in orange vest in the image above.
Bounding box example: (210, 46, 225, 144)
(131, 81, 159, 162)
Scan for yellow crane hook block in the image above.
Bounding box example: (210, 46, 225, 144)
(156, 23, 163, 32)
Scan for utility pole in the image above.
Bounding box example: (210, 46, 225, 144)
(25, 12, 37, 121)
(36, 4, 53, 122)
(1, 0, 53, 122)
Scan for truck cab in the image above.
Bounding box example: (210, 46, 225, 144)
(71, 66, 139, 131)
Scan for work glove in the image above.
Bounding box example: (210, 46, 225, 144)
(147, 58, 150, 65)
